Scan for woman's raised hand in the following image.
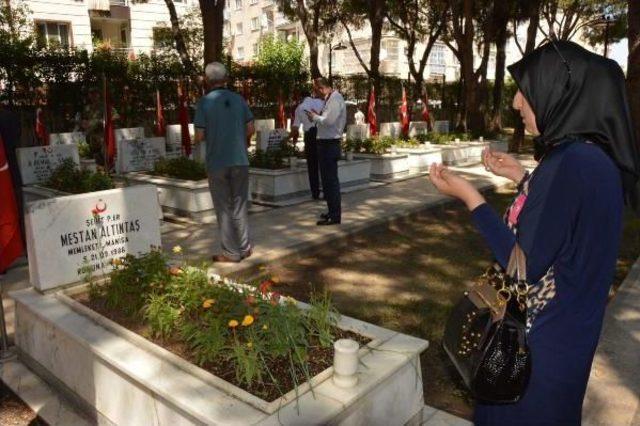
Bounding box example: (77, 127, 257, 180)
(429, 163, 485, 211)
(482, 148, 526, 183)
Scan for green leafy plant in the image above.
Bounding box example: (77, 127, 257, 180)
(46, 158, 114, 194)
(88, 250, 346, 400)
(77, 141, 93, 159)
(249, 145, 299, 169)
(150, 157, 207, 180)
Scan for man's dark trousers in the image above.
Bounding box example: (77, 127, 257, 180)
(317, 139, 341, 221)
(303, 127, 320, 199)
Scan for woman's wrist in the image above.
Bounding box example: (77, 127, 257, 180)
(509, 166, 527, 184)
(464, 191, 486, 211)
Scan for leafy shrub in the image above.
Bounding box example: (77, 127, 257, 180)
(249, 144, 297, 169)
(77, 141, 93, 159)
(89, 250, 340, 394)
(46, 158, 114, 194)
(150, 157, 207, 180)
(393, 138, 421, 148)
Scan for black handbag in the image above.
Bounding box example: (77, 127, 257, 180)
(443, 243, 532, 403)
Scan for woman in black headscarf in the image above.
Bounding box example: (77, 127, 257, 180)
(429, 40, 638, 425)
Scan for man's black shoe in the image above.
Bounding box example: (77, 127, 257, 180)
(317, 217, 341, 226)
(319, 212, 329, 220)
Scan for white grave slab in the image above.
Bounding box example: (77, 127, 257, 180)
(166, 124, 195, 159)
(346, 124, 369, 141)
(434, 120, 450, 134)
(17, 145, 80, 186)
(254, 119, 275, 133)
(379, 122, 402, 138)
(49, 132, 86, 146)
(409, 121, 429, 137)
(115, 127, 145, 142)
(25, 185, 162, 292)
(258, 129, 289, 152)
(116, 137, 166, 174)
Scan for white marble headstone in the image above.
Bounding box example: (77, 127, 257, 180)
(434, 120, 450, 134)
(409, 121, 429, 137)
(254, 119, 275, 133)
(17, 145, 80, 186)
(165, 124, 195, 159)
(379, 122, 402, 138)
(116, 137, 167, 174)
(115, 127, 145, 142)
(258, 129, 289, 152)
(50, 132, 86, 146)
(25, 185, 162, 292)
(346, 124, 370, 142)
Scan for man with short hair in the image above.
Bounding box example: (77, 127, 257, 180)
(291, 89, 325, 200)
(307, 78, 346, 226)
(194, 62, 255, 262)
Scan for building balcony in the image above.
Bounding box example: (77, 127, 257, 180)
(88, 0, 129, 12)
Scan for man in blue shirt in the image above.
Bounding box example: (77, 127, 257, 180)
(194, 62, 255, 263)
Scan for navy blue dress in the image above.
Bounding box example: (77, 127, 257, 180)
(471, 140, 623, 425)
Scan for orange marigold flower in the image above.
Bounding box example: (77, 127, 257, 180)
(241, 315, 254, 326)
(202, 299, 215, 309)
(228, 319, 239, 328)
(169, 266, 183, 276)
(270, 292, 281, 306)
(259, 280, 273, 295)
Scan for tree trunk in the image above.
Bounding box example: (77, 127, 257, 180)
(628, 0, 640, 145)
(368, 0, 385, 120)
(510, 0, 540, 153)
(306, 31, 322, 79)
(200, 0, 225, 66)
(164, 0, 194, 73)
(490, 0, 509, 133)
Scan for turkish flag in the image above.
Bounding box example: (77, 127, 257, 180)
(277, 92, 286, 129)
(35, 108, 49, 145)
(399, 86, 410, 138)
(368, 87, 377, 136)
(422, 91, 431, 130)
(155, 89, 166, 137)
(178, 81, 191, 157)
(0, 135, 24, 272)
(103, 79, 116, 169)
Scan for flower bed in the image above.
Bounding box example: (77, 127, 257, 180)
(12, 251, 429, 424)
(23, 159, 114, 203)
(127, 157, 211, 222)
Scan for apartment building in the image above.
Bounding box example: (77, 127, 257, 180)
(19, 0, 197, 54)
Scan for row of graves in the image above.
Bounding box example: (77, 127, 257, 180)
(10, 137, 431, 426)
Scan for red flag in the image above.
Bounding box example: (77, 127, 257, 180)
(277, 92, 286, 129)
(35, 108, 49, 145)
(178, 81, 192, 157)
(422, 90, 431, 129)
(367, 87, 378, 136)
(399, 86, 410, 138)
(0, 135, 24, 272)
(103, 79, 116, 169)
(155, 89, 166, 137)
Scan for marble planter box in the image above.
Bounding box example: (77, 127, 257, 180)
(394, 148, 443, 172)
(353, 153, 410, 181)
(125, 173, 214, 222)
(466, 141, 490, 163)
(12, 284, 428, 426)
(490, 140, 509, 153)
(22, 185, 70, 204)
(250, 160, 371, 203)
(440, 144, 471, 166)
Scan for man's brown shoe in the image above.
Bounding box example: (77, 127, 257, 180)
(212, 254, 242, 263)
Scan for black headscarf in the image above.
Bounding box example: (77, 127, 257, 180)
(507, 40, 640, 212)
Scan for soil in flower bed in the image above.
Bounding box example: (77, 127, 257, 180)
(73, 292, 370, 402)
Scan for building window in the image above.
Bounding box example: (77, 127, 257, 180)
(237, 47, 245, 61)
(263, 10, 274, 31)
(251, 17, 260, 31)
(252, 43, 258, 57)
(236, 22, 243, 35)
(428, 43, 446, 76)
(223, 21, 231, 37)
(235, 0, 242, 10)
(382, 39, 399, 61)
(152, 27, 170, 48)
(36, 21, 71, 48)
